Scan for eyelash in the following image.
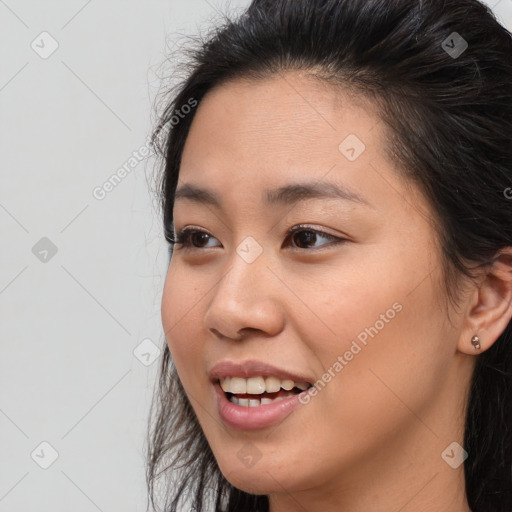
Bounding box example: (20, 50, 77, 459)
(166, 224, 346, 252)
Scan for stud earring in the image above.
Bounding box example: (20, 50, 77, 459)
(471, 335, 481, 350)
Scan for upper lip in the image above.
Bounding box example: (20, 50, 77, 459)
(208, 359, 314, 384)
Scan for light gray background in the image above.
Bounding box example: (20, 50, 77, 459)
(0, 1, 510, 511)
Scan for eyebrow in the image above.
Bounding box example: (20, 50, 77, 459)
(174, 181, 371, 208)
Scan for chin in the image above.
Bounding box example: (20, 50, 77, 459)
(221, 469, 286, 495)
(214, 452, 304, 495)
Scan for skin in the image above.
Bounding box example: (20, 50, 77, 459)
(161, 71, 512, 512)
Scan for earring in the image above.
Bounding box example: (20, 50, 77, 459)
(471, 335, 481, 350)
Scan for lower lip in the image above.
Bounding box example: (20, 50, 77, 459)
(213, 382, 308, 430)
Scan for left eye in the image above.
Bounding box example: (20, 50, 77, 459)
(286, 227, 340, 249)
(168, 225, 345, 251)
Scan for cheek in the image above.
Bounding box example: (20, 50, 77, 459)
(301, 239, 439, 358)
(161, 264, 205, 386)
(285, 256, 400, 359)
(293, 254, 447, 430)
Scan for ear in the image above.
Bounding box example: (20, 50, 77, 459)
(458, 247, 512, 355)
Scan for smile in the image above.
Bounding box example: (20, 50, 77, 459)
(219, 376, 311, 407)
(209, 360, 315, 429)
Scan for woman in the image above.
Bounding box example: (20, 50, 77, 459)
(146, 1, 512, 511)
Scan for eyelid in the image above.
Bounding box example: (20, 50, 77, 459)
(287, 223, 341, 241)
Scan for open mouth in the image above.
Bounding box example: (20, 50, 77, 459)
(219, 376, 312, 407)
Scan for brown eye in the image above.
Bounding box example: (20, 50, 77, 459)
(286, 226, 342, 250)
(190, 232, 211, 247)
(169, 225, 346, 252)
(169, 228, 221, 250)
(292, 230, 318, 249)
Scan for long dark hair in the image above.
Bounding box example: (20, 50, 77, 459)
(146, 1, 512, 511)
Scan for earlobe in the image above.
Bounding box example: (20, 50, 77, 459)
(458, 247, 512, 355)
(470, 335, 481, 350)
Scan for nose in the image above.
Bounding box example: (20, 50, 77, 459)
(204, 248, 285, 341)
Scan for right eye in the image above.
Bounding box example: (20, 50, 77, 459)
(168, 227, 222, 250)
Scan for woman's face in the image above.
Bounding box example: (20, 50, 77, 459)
(161, 72, 473, 504)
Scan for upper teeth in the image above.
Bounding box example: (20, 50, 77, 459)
(220, 376, 309, 394)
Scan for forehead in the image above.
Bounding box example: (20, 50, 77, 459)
(182, 71, 382, 166)
(177, 72, 428, 221)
